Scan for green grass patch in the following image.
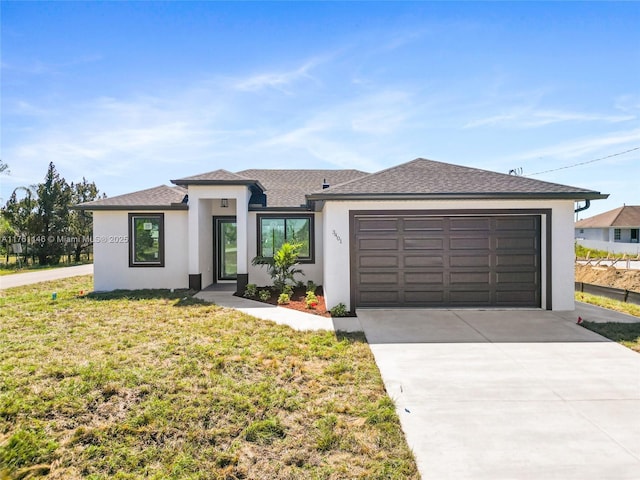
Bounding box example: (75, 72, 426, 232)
(576, 291, 640, 353)
(576, 291, 640, 318)
(0, 275, 418, 479)
(574, 243, 626, 259)
(580, 322, 640, 352)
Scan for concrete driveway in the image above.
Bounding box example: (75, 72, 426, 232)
(359, 308, 640, 480)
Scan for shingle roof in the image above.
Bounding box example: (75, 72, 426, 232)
(76, 185, 187, 210)
(172, 169, 252, 183)
(575, 205, 640, 228)
(238, 169, 368, 207)
(77, 158, 607, 210)
(309, 158, 606, 200)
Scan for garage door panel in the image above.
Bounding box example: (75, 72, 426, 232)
(497, 271, 538, 284)
(404, 272, 444, 284)
(495, 217, 538, 230)
(404, 255, 444, 267)
(496, 254, 538, 267)
(450, 217, 490, 230)
(449, 290, 491, 304)
(495, 290, 537, 304)
(449, 255, 490, 267)
(450, 272, 490, 284)
(404, 237, 444, 250)
(450, 237, 491, 249)
(496, 236, 538, 250)
(353, 214, 541, 308)
(403, 218, 444, 231)
(358, 238, 398, 250)
(404, 291, 445, 303)
(359, 272, 398, 284)
(359, 255, 399, 268)
(359, 291, 400, 304)
(356, 218, 398, 232)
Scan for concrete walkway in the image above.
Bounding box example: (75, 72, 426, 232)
(359, 308, 640, 480)
(0, 264, 94, 289)
(194, 289, 361, 332)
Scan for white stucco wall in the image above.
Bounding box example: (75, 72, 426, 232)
(92, 210, 189, 291)
(246, 211, 324, 288)
(187, 185, 250, 287)
(321, 199, 577, 312)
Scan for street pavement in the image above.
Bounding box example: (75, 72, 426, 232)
(0, 264, 94, 289)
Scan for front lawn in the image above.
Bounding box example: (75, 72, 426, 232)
(0, 276, 418, 479)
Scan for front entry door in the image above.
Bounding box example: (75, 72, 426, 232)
(215, 217, 237, 281)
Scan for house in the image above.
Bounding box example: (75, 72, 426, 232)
(77, 158, 608, 311)
(575, 205, 640, 255)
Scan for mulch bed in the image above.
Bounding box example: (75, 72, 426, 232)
(246, 286, 332, 318)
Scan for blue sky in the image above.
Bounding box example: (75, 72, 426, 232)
(2, 1, 639, 217)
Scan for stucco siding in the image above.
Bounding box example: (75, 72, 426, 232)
(93, 210, 188, 291)
(322, 199, 575, 311)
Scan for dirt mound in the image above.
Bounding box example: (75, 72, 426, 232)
(575, 264, 640, 292)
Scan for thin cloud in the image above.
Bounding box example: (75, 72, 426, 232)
(2, 54, 103, 76)
(512, 128, 640, 161)
(465, 108, 634, 128)
(233, 59, 322, 93)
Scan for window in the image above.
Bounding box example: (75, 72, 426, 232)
(614, 228, 621, 241)
(258, 214, 313, 262)
(129, 213, 164, 267)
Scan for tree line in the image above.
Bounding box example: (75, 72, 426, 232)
(1, 161, 104, 266)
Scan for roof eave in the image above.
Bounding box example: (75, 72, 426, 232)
(73, 204, 189, 211)
(170, 179, 265, 191)
(248, 205, 312, 212)
(306, 192, 610, 201)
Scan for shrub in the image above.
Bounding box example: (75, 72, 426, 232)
(259, 289, 272, 302)
(306, 280, 317, 294)
(330, 303, 348, 317)
(252, 243, 304, 294)
(243, 283, 257, 298)
(282, 284, 293, 296)
(277, 293, 290, 305)
(305, 291, 318, 309)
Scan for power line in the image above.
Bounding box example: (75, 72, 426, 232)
(525, 146, 640, 176)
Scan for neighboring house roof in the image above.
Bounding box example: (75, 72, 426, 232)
(575, 205, 640, 228)
(76, 185, 188, 210)
(308, 158, 607, 201)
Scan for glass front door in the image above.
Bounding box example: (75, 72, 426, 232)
(216, 217, 237, 280)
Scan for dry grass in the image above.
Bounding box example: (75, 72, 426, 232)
(0, 276, 418, 479)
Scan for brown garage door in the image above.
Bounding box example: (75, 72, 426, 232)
(352, 214, 541, 308)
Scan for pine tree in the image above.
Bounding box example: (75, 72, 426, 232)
(33, 162, 71, 265)
(69, 178, 101, 261)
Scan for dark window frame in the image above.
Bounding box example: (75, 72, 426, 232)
(128, 213, 165, 267)
(614, 228, 621, 241)
(257, 214, 315, 263)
